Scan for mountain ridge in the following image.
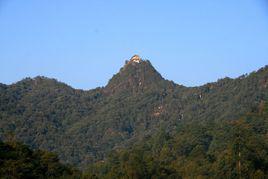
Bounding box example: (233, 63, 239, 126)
(3, 60, 268, 91)
(0, 57, 268, 169)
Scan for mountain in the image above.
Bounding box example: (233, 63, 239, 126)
(0, 56, 268, 171)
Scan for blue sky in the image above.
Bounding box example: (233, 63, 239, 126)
(0, 0, 268, 89)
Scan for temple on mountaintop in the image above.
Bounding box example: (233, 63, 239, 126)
(130, 55, 142, 63)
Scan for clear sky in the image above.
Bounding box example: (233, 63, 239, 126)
(0, 0, 268, 89)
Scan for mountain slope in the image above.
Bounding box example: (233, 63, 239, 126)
(85, 102, 268, 178)
(0, 56, 267, 169)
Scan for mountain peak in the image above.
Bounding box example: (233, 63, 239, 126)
(104, 56, 169, 95)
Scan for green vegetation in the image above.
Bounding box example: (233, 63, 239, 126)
(1, 105, 267, 178)
(0, 60, 267, 177)
(84, 105, 268, 178)
(0, 139, 80, 178)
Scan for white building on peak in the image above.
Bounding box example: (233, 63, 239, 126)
(131, 55, 142, 63)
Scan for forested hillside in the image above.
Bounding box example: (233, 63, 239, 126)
(84, 102, 268, 178)
(0, 56, 268, 171)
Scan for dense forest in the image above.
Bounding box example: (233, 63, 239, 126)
(84, 103, 268, 178)
(2, 104, 267, 178)
(0, 57, 268, 178)
(0, 139, 80, 178)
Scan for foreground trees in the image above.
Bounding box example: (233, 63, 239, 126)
(0, 140, 80, 178)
